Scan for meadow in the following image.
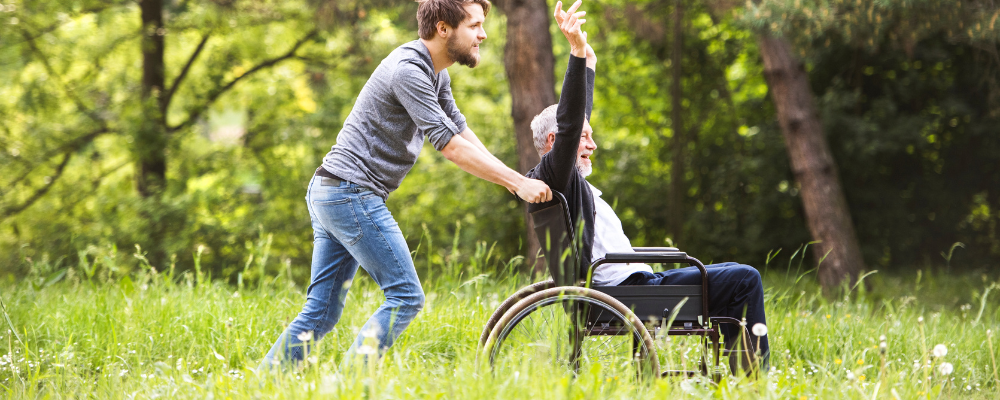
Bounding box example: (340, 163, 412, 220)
(1, 248, 999, 399)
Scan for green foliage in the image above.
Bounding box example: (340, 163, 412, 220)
(1, 0, 999, 283)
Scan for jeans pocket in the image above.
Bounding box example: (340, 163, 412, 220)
(312, 197, 364, 246)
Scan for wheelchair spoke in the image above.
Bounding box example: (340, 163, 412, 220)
(490, 293, 655, 378)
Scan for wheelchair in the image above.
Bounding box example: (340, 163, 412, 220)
(478, 192, 753, 379)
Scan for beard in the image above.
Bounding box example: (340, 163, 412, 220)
(577, 159, 592, 177)
(446, 35, 480, 68)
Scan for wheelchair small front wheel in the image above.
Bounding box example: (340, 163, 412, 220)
(483, 287, 660, 379)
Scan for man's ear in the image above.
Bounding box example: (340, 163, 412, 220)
(546, 132, 556, 147)
(435, 21, 451, 38)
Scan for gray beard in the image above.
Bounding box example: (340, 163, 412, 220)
(446, 36, 479, 68)
(577, 161, 592, 177)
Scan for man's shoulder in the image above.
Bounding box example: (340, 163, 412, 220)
(387, 40, 434, 75)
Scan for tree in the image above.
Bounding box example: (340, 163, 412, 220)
(495, 0, 558, 271)
(669, 0, 686, 244)
(757, 34, 866, 290)
(740, 0, 1000, 289)
(2, 0, 322, 266)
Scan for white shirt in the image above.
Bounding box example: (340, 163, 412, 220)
(588, 183, 653, 286)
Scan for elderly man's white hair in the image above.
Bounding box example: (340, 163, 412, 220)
(530, 104, 560, 157)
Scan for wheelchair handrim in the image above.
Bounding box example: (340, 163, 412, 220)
(489, 294, 651, 373)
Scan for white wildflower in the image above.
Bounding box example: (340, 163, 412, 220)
(846, 371, 855, 381)
(938, 362, 954, 375)
(361, 326, 380, 339)
(752, 323, 768, 337)
(933, 344, 948, 358)
(297, 331, 314, 342)
(355, 344, 377, 356)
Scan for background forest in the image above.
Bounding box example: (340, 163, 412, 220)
(2, 0, 999, 285)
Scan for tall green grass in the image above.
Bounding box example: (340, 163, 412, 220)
(1, 245, 998, 399)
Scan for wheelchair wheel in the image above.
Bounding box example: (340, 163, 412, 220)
(483, 287, 660, 379)
(478, 279, 555, 348)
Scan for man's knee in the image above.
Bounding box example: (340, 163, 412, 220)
(297, 297, 342, 336)
(408, 289, 426, 313)
(732, 264, 761, 283)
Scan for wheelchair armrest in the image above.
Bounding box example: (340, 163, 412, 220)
(588, 252, 712, 322)
(632, 247, 680, 252)
(599, 251, 689, 264)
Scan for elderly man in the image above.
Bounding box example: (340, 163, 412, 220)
(527, 16, 769, 372)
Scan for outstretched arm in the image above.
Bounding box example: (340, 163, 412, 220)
(441, 129, 552, 202)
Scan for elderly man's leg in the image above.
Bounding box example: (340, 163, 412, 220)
(625, 263, 769, 372)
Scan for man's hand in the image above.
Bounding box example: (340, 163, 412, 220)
(515, 177, 553, 203)
(554, 0, 588, 58)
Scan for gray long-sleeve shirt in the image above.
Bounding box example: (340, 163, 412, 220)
(321, 40, 468, 199)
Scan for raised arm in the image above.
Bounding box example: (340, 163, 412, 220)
(537, 0, 590, 192)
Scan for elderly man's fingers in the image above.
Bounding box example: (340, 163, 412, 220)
(572, 11, 586, 19)
(554, 1, 563, 22)
(565, 14, 577, 29)
(566, 0, 582, 16)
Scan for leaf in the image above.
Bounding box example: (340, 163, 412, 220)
(119, 275, 134, 296)
(43, 267, 67, 287)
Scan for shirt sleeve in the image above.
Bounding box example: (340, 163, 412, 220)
(538, 54, 588, 193)
(585, 67, 595, 121)
(437, 70, 468, 134)
(392, 62, 463, 151)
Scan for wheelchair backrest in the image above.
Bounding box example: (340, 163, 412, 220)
(530, 192, 582, 286)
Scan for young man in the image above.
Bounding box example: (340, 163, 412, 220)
(261, 0, 552, 369)
(527, 3, 769, 372)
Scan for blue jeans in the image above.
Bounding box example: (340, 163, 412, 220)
(260, 177, 424, 369)
(619, 262, 769, 365)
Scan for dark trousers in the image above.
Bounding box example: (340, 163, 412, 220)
(618, 262, 769, 362)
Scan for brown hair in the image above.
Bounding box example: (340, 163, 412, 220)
(416, 0, 491, 40)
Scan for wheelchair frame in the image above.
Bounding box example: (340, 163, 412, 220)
(478, 192, 753, 378)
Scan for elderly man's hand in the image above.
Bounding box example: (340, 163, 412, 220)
(554, 0, 588, 58)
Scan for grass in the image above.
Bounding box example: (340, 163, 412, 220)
(1, 251, 999, 399)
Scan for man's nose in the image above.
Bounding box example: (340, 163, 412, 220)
(479, 28, 487, 40)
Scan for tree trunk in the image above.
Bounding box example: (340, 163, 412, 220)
(496, 0, 557, 273)
(137, 0, 170, 266)
(138, 0, 167, 197)
(668, 0, 685, 245)
(757, 35, 865, 291)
